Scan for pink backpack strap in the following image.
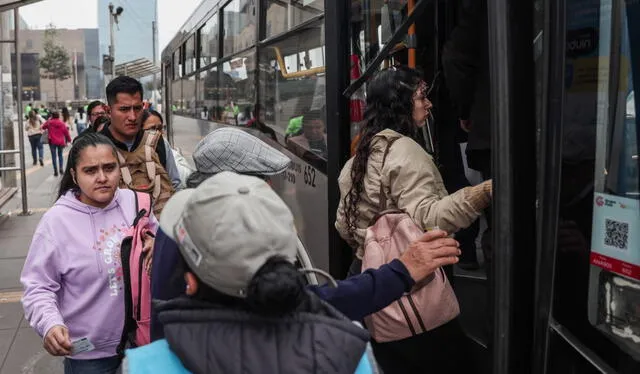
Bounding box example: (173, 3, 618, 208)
(133, 191, 152, 221)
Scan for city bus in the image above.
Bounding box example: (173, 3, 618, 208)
(161, 0, 640, 372)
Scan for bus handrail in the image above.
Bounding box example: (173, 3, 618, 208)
(343, 0, 432, 98)
(271, 46, 326, 79)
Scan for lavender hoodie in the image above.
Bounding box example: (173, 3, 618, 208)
(21, 188, 158, 360)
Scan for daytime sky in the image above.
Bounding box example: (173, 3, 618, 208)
(18, 0, 201, 54)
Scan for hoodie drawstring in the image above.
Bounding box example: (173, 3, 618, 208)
(88, 208, 103, 274)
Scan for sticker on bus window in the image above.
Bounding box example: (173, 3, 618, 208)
(590, 193, 640, 281)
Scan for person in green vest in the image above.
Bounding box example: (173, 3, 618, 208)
(223, 101, 240, 125)
(24, 103, 33, 119)
(38, 105, 50, 120)
(285, 115, 304, 138)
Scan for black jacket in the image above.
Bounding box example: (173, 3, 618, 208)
(156, 295, 371, 374)
(441, 0, 491, 151)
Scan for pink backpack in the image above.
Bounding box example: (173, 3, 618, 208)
(361, 137, 460, 342)
(117, 191, 153, 354)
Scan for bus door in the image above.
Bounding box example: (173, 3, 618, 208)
(342, 0, 495, 371)
(533, 0, 640, 372)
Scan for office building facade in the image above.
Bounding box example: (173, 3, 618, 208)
(17, 28, 101, 103)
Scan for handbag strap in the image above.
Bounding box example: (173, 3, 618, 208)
(379, 137, 400, 211)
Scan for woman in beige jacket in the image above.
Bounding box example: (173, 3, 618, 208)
(25, 110, 45, 166)
(336, 66, 492, 373)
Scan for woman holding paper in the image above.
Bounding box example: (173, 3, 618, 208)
(20, 133, 158, 374)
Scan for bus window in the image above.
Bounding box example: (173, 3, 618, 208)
(350, 0, 408, 63)
(264, 0, 324, 39)
(222, 0, 257, 56)
(183, 75, 196, 118)
(184, 35, 196, 75)
(200, 65, 219, 122)
(199, 13, 219, 67)
(258, 20, 326, 168)
(220, 52, 256, 127)
(171, 79, 182, 115)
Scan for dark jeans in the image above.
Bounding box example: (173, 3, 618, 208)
(49, 144, 64, 173)
(64, 356, 121, 374)
(28, 134, 44, 163)
(371, 318, 474, 374)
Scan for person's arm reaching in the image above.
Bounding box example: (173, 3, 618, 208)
(308, 230, 461, 321)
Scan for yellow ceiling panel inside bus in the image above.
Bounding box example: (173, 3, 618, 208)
(271, 47, 325, 79)
(263, 20, 325, 79)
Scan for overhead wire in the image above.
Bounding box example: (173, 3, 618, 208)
(117, 0, 155, 35)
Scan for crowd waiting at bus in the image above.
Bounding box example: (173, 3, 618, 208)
(20, 67, 493, 374)
(22, 99, 156, 177)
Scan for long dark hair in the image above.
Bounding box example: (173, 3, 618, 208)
(88, 116, 110, 133)
(141, 109, 164, 128)
(343, 66, 424, 237)
(58, 133, 118, 199)
(28, 109, 38, 125)
(87, 100, 104, 119)
(62, 107, 71, 122)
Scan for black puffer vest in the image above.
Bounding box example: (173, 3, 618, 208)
(156, 293, 371, 374)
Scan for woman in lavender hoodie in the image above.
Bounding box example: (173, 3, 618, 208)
(21, 133, 158, 374)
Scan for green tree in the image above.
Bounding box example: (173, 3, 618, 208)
(39, 24, 71, 104)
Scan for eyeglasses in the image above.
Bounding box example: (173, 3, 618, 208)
(91, 111, 107, 118)
(144, 122, 164, 131)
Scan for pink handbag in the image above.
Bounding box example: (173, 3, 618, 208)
(361, 138, 460, 343)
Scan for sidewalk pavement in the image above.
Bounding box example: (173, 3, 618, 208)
(0, 142, 69, 373)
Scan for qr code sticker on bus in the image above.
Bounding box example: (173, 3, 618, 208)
(604, 219, 629, 250)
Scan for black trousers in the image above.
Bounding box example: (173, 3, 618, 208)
(371, 318, 475, 373)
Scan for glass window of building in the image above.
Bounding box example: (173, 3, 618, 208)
(184, 36, 196, 75)
(222, 0, 257, 56)
(199, 13, 219, 67)
(264, 0, 324, 39)
(220, 51, 256, 126)
(258, 20, 326, 167)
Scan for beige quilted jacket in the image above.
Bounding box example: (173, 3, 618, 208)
(336, 129, 491, 258)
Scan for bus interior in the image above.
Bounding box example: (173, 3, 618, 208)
(336, 0, 640, 372)
(162, 0, 640, 372)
